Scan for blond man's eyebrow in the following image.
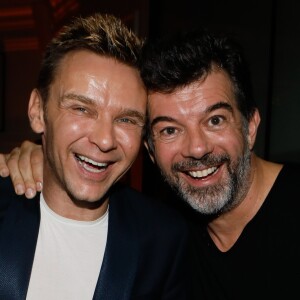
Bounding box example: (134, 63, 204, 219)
(60, 93, 93, 104)
(61, 93, 146, 123)
(120, 109, 146, 123)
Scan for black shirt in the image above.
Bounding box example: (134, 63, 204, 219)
(188, 164, 300, 299)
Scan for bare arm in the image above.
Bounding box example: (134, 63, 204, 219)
(0, 140, 44, 198)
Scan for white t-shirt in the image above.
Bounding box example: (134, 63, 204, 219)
(26, 194, 108, 300)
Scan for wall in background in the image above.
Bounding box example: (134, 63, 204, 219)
(1, 0, 299, 193)
(0, 0, 149, 191)
(268, 0, 300, 163)
(0, 0, 149, 153)
(147, 0, 300, 164)
(143, 0, 300, 198)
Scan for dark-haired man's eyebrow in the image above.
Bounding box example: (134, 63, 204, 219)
(151, 102, 233, 128)
(151, 116, 176, 128)
(206, 101, 233, 113)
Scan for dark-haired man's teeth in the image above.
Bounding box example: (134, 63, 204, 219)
(189, 167, 217, 178)
(77, 155, 108, 167)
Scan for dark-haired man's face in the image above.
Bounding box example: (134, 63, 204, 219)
(146, 70, 260, 215)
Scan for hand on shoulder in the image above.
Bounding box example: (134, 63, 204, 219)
(0, 140, 43, 198)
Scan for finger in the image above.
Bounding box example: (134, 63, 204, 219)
(6, 147, 27, 195)
(0, 153, 10, 177)
(16, 140, 42, 198)
(29, 143, 43, 192)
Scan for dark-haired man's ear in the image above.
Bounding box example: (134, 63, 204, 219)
(248, 108, 261, 150)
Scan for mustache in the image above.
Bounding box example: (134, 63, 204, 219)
(172, 154, 230, 172)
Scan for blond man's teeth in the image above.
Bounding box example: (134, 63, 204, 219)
(77, 155, 107, 167)
(80, 163, 103, 173)
(189, 167, 217, 178)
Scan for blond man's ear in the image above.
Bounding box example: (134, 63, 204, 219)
(28, 89, 45, 134)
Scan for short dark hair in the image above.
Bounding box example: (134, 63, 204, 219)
(37, 13, 143, 104)
(140, 29, 257, 122)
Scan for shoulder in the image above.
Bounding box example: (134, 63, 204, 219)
(0, 177, 17, 210)
(109, 184, 189, 233)
(0, 176, 15, 193)
(281, 162, 300, 174)
(267, 162, 300, 212)
(0, 177, 40, 217)
(276, 163, 300, 185)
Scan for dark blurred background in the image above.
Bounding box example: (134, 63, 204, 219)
(0, 0, 299, 195)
